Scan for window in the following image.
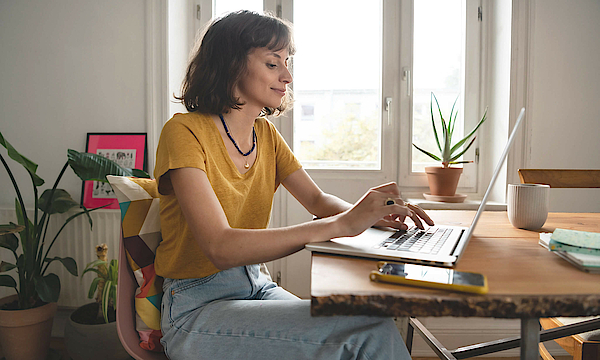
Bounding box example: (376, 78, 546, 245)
(411, 0, 465, 173)
(183, 0, 484, 192)
(292, 0, 382, 170)
(397, 0, 483, 189)
(214, 0, 262, 16)
(301, 105, 314, 119)
(289, 0, 482, 191)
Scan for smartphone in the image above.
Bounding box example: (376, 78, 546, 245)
(369, 261, 488, 294)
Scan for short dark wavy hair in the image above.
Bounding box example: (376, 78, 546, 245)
(176, 10, 295, 116)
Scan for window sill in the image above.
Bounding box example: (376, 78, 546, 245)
(407, 198, 507, 211)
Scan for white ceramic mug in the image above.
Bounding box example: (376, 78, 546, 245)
(507, 184, 550, 230)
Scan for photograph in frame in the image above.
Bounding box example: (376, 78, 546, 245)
(82, 133, 147, 209)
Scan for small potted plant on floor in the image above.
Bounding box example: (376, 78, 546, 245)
(0, 131, 148, 360)
(413, 93, 487, 202)
(64, 244, 130, 360)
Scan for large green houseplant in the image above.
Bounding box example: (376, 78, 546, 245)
(0, 131, 148, 360)
(413, 93, 487, 200)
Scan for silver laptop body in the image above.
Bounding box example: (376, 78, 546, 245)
(305, 108, 526, 267)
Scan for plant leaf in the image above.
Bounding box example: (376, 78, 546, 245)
(102, 279, 112, 323)
(448, 95, 459, 138)
(432, 93, 453, 162)
(45, 256, 78, 276)
(449, 160, 473, 164)
(81, 268, 103, 279)
(0, 131, 44, 186)
(131, 168, 151, 179)
(87, 276, 101, 299)
(0, 261, 16, 273)
(449, 136, 477, 162)
(15, 201, 36, 273)
(67, 149, 149, 182)
(0, 223, 25, 236)
(0, 232, 19, 252)
(412, 143, 441, 161)
(34, 273, 61, 303)
(82, 259, 108, 276)
(0, 274, 17, 288)
(451, 104, 459, 137)
(450, 107, 488, 155)
(108, 259, 118, 282)
(429, 93, 442, 153)
(38, 189, 79, 214)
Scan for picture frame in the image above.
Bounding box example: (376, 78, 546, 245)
(81, 133, 148, 209)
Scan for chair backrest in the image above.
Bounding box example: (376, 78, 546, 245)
(108, 175, 167, 360)
(117, 233, 168, 360)
(518, 169, 600, 188)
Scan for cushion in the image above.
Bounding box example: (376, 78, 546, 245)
(107, 175, 163, 352)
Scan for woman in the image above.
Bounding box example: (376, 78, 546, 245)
(155, 10, 433, 359)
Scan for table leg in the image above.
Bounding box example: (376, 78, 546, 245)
(520, 318, 540, 360)
(406, 319, 414, 354)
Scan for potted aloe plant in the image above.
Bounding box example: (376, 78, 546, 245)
(0, 131, 148, 360)
(64, 244, 130, 360)
(413, 93, 487, 200)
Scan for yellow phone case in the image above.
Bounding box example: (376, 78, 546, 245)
(369, 262, 488, 295)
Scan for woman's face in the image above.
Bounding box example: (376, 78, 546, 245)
(235, 47, 292, 113)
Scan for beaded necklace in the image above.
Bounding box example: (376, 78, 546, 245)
(218, 114, 256, 169)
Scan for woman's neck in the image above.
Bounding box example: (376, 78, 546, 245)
(217, 106, 261, 149)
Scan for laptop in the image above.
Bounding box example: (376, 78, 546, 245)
(305, 108, 526, 268)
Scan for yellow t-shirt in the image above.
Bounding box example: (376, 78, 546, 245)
(153, 112, 302, 279)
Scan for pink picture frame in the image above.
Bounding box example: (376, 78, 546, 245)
(82, 133, 147, 209)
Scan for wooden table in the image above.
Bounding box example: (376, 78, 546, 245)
(310, 211, 600, 360)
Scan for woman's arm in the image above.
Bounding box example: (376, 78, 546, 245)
(171, 167, 429, 270)
(171, 167, 343, 269)
(280, 168, 352, 218)
(282, 168, 433, 230)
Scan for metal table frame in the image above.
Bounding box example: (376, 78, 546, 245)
(406, 317, 600, 360)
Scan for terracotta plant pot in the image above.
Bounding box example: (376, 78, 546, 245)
(0, 295, 57, 360)
(64, 302, 130, 360)
(424, 166, 463, 196)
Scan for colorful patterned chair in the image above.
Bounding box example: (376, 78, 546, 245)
(107, 176, 167, 360)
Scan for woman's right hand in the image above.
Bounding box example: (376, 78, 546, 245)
(334, 182, 434, 238)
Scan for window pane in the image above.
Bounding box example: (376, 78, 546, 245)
(214, 0, 262, 17)
(293, 0, 382, 169)
(411, 0, 465, 172)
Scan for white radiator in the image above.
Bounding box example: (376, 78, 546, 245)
(0, 208, 121, 308)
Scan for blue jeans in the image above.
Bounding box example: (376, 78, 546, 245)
(160, 264, 410, 360)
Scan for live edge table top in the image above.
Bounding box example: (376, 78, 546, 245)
(310, 211, 600, 318)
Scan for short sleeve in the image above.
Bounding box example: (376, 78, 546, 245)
(154, 115, 207, 195)
(268, 120, 302, 186)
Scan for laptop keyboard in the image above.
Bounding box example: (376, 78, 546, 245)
(373, 227, 452, 255)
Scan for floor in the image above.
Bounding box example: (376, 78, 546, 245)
(47, 338, 576, 360)
(2, 338, 575, 360)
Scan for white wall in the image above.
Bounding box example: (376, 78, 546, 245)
(526, 0, 600, 212)
(0, 0, 147, 209)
